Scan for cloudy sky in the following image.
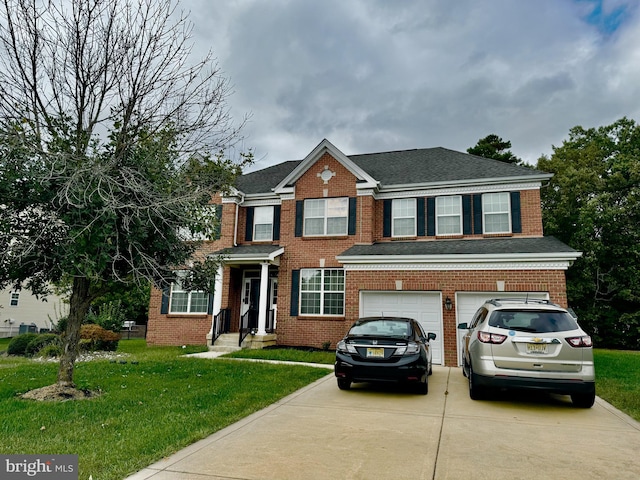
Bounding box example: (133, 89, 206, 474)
(185, 0, 640, 170)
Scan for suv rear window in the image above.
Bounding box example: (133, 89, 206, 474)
(488, 309, 579, 333)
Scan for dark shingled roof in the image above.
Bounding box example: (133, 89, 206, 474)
(338, 236, 578, 257)
(233, 147, 548, 195)
(213, 245, 283, 257)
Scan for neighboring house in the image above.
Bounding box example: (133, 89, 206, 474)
(0, 287, 68, 337)
(147, 139, 580, 366)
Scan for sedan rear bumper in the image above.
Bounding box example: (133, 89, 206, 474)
(335, 353, 427, 384)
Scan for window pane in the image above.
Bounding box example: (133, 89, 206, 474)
(327, 217, 347, 235)
(189, 292, 209, 313)
(394, 218, 415, 236)
(324, 270, 345, 291)
(254, 223, 273, 241)
(393, 198, 415, 217)
(324, 293, 344, 315)
(438, 216, 461, 235)
(301, 269, 322, 291)
(304, 199, 325, 217)
(301, 292, 321, 314)
(327, 197, 348, 216)
(484, 193, 509, 213)
(304, 218, 324, 235)
(485, 213, 510, 233)
(170, 292, 188, 313)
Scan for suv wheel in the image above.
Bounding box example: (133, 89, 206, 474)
(571, 389, 596, 408)
(468, 364, 484, 400)
(337, 378, 351, 390)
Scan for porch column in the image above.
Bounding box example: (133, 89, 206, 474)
(257, 262, 269, 335)
(208, 265, 224, 335)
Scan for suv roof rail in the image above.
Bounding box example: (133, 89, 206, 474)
(486, 298, 559, 307)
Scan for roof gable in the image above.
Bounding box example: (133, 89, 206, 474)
(272, 139, 378, 194)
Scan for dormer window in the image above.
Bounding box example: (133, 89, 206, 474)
(304, 198, 348, 236)
(392, 198, 416, 237)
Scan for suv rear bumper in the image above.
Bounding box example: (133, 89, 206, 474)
(474, 372, 596, 395)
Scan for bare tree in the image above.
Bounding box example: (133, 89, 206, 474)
(0, 0, 248, 391)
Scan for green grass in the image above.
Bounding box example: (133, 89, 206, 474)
(0, 339, 329, 480)
(223, 346, 335, 365)
(594, 349, 640, 422)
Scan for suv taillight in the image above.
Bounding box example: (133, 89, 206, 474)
(478, 331, 507, 344)
(566, 336, 593, 347)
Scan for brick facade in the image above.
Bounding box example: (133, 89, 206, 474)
(146, 140, 576, 366)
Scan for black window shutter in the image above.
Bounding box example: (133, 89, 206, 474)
(207, 294, 214, 314)
(462, 195, 472, 235)
(160, 287, 170, 314)
(273, 205, 281, 240)
(383, 199, 392, 237)
(510, 191, 522, 233)
(426, 197, 436, 236)
(245, 207, 254, 241)
(213, 205, 223, 239)
(473, 194, 483, 234)
(348, 197, 357, 235)
(290, 269, 300, 316)
(417, 197, 426, 236)
(295, 201, 304, 237)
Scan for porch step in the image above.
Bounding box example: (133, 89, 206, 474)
(209, 333, 241, 353)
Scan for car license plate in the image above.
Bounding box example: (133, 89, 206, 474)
(527, 343, 547, 354)
(367, 347, 385, 358)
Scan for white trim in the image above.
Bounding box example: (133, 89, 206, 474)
(342, 261, 574, 271)
(374, 181, 543, 200)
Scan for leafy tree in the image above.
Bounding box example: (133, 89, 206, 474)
(0, 0, 250, 390)
(468, 134, 522, 164)
(538, 117, 640, 349)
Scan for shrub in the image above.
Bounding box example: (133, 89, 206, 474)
(7, 333, 39, 356)
(85, 300, 125, 333)
(37, 343, 63, 358)
(53, 316, 68, 334)
(25, 334, 60, 357)
(79, 324, 120, 352)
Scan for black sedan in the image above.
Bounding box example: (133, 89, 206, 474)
(335, 317, 436, 394)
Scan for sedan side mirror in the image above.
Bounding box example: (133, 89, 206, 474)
(457, 322, 468, 329)
(427, 332, 436, 341)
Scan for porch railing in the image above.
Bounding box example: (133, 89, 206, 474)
(239, 308, 275, 346)
(212, 308, 231, 344)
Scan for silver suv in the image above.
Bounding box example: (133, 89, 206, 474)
(458, 298, 596, 408)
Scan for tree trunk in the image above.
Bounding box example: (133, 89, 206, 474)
(57, 277, 92, 387)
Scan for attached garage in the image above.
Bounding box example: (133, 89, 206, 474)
(360, 291, 443, 364)
(454, 291, 549, 365)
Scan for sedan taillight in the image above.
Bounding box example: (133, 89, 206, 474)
(395, 341, 420, 356)
(477, 331, 507, 344)
(566, 335, 593, 348)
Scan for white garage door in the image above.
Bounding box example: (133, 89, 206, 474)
(455, 292, 549, 365)
(360, 291, 443, 365)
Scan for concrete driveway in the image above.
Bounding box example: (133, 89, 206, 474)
(127, 366, 640, 480)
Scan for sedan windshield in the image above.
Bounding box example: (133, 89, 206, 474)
(349, 320, 410, 337)
(489, 310, 579, 333)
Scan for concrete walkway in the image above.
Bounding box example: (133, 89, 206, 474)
(126, 365, 640, 480)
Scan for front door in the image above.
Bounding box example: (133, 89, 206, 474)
(241, 270, 278, 333)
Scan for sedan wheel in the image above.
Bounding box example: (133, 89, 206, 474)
(417, 376, 428, 395)
(337, 378, 351, 390)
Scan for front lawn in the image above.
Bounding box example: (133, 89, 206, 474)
(593, 349, 640, 422)
(223, 346, 335, 365)
(0, 339, 329, 480)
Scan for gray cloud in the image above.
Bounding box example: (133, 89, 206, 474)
(185, 0, 640, 168)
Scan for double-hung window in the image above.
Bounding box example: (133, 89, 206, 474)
(304, 198, 348, 236)
(483, 192, 511, 234)
(169, 273, 209, 314)
(436, 195, 462, 235)
(10, 292, 19, 307)
(253, 206, 274, 241)
(299, 269, 345, 316)
(392, 198, 416, 237)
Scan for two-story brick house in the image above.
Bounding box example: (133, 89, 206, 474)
(146, 139, 580, 366)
